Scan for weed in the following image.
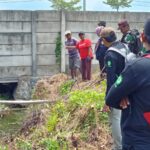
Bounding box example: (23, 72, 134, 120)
(0, 145, 8, 150)
(16, 139, 32, 150)
(47, 113, 59, 132)
(55, 32, 62, 67)
(59, 80, 75, 95)
(40, 138, 68, 150)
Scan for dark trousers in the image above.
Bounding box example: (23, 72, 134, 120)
(81, 59, 92, 80)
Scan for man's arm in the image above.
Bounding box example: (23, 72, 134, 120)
(65, 46, 76, 49)
(106, 65, 138, 109)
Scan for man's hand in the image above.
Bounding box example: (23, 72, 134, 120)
(120, 97, 130, 109)
(86, 56, 91, 62)
(65, 46, 69, 49)
(102, 104, 110, 112)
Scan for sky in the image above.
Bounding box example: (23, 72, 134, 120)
(0, 0, 150, 12)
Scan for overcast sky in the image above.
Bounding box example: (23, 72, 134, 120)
(0, 0, 150, 12)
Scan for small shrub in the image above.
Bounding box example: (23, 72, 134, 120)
(40, 138, 68, 150)
(16, 139, 32, 150)
(55, 32, 62, 66)
(69, 90, 105, 108)
(59, 80, 75, 95)
(40, 138, 59, 150)
(0, 145, 8, 150)
(47, 113, 58, 132)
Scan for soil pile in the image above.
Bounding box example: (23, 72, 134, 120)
(32, 73, 68, 100)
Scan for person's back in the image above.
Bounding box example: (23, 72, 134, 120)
(101, 27, 124, 150)
(106, 56, 150, 149)
(105, 41, 125, 93)
(95, 26, 108, 73)
(122, 57, 150, 149)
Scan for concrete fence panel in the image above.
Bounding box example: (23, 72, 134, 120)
(0, 10, 149, 82)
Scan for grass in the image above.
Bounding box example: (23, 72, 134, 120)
(0, 79, 110, 150)
(0, 109, 27, 138)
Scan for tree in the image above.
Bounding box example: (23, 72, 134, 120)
(103, 0, 133, 12)
(49, 0, 81, 11)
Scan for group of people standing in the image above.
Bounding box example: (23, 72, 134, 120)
(65, 18, 150, 150)
(65, 30, 93, 81)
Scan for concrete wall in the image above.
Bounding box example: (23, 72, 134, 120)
(0, 10, 149, 82)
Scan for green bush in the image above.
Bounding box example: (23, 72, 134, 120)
(47, 113, 59, 132)
(47, 102, 67, 132)
(40, 138, 59, 150)
(0, 145, 8, 150)
(59, 80, 75, 95)
(16, 139, 32, 150)
(69, 90, 105, 108)
(40, 138, 68, 150)
(55, 32, 62, 66)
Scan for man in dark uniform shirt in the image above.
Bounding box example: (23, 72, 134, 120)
(118, 19, 142, 55)
(118, 20, 130, 43)
(106, 19, 150, 150)
(100, 27, 129, 150)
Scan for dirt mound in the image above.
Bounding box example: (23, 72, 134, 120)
(56, 107, 111, 150)
(1, 73, 111, 150)
(20, 110, 46, 137)
(32, 73, 68, 100)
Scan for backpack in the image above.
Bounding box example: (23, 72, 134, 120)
(95, 38, 108, 60)
(124, 29, 143, 55)
(107, 41, 137, 63)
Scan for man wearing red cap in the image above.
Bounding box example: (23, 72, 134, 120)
(118, 19, 142, 55)
(118, 20, 130, 43)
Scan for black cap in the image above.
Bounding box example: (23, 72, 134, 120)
(98, 21, 106, 27)
(78, 31, 85, 36)
(144, 18, 150, 43)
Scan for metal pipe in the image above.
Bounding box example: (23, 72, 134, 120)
(0, 100, 56, 105)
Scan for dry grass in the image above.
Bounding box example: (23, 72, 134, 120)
(32, 73, 68, 100)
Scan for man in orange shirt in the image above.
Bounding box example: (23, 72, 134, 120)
(76, 32, 93, 81)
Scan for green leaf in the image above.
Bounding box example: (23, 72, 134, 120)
(103, 0, 133, 11)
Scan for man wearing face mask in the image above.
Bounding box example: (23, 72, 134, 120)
(106, 19, 150, 150)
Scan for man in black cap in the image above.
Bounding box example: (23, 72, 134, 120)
(106, 19, 150, 150)
(100, 27, 130, 150)
(98, 21, 106, 27)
